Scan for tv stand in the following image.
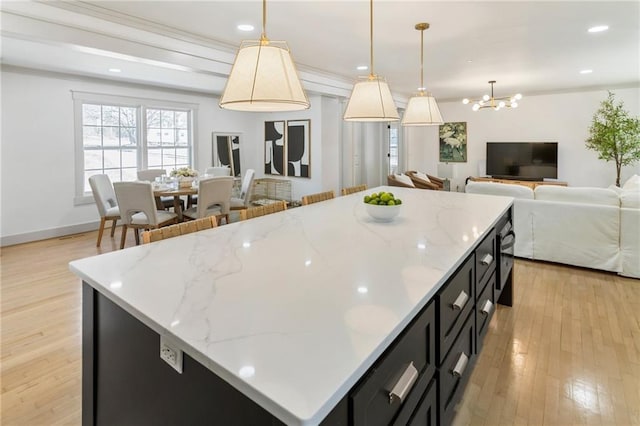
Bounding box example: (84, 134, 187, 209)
(470, 176, 568, 190)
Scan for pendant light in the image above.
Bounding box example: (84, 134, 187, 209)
(219, 0, 309, 111)
(343, 0, 399, 122)
(402, 23, 443, 126)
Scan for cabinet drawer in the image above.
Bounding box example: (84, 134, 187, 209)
(439, 312, 476, 426)
(351, 301, 436, 426)
(475, 270, 496, 354)
(475, 229, 496, 292)
(391, 375, 437, 426)
(437, 256, 474, 364)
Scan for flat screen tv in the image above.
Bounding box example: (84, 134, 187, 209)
(486, 142, 558, 180)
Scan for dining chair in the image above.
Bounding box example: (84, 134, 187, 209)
(88, 174, 121, 247)
(137, 169, 181, 210)
(341, 184, 368, 196)
(182, 176, 234, 225)
(141, 216, 217, 244)
(239, 201, 287, 221)
(205, 166, 232, 176)
(301, 190, 335, 206)
(114, 181, 178, 249)
(230, 169, 255, 211)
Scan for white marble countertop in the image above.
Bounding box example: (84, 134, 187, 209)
(70, 186, 512, 425)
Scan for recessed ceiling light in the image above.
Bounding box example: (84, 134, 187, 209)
(467, 60, 473, 63)
(356, 65, 368, 71)
(588, 25, 609, 33)
(108, 68, 121, 73)
(237, 24, 254, 31)
(580, 69, 593, 74)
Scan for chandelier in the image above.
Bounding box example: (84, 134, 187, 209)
(462, 80, 522, 111)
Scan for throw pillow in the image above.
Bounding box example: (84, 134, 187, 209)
(415, 171, 431, 183)
(395, 174, 415, 187)
(622, 174, 640, 191)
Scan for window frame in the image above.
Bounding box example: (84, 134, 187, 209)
(73, 91, 198, 205)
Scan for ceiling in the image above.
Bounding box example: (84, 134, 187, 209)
(1, 1, 638, 102)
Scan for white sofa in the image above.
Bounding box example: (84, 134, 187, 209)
(465, 180, 640, 279)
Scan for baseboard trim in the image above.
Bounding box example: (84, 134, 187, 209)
(1, 221, 101, 247)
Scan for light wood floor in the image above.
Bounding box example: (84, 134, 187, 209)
(1, 229, 639, 425)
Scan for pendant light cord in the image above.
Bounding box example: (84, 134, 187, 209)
(261, 0, 268, 43)
(420, 26, 424, 93)
(369, 0, 374, 78)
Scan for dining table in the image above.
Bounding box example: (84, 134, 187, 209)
(153, 178, 242, 221)
(153, 185, 197, 221)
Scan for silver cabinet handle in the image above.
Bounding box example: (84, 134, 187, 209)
(452, 353, 469, 378)
(388, 362, 418, 404)
(452, 291, 469, 311)
(481, 299, 494, 316)
(480, 253, 494, 265)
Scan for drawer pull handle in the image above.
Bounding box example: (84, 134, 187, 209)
(452, 352, 469, 378)
(452, 291, 469, 311)
(480, 253, 494, 266)
(481, 299, 494, 315)
(388, 362, 419, 404)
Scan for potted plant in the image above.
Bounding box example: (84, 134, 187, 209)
(586, 91, 640, 187)
(170, 167, 198, 188)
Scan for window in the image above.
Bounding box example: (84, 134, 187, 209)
(73, 92, 197, 203)
(146, 109, 190, 172)
(82, 104, 139, 193)
(388, 124, 399, 175)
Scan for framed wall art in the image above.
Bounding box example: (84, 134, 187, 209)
(212, 133, 241, 177)
(286, 119, 310, 178)
(264, 121, 286, 176)
(439, 122, 467, 163)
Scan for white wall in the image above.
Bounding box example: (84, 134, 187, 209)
(404, 87, 640, 191)
(0, 69, 256, 243)
(0, 70, 345, 244)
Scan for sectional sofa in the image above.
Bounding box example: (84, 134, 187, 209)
(465, 179, 640, 279)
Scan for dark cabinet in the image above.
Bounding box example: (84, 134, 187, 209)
(436, 256, 474, 364)
(351, 301, 436, 426)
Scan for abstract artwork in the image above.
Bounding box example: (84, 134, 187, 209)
(212, 133, 241, 176)
(286, 119, 310, 178)
(264, 121, 286, 175)
(439, 122, 467, 162)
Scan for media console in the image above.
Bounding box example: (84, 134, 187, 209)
(470, 176, 568, 190)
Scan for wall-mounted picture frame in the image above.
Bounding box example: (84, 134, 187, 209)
(439, 122, 467, 163)
(264, 121, 286, 176)
(286, 119, 311, 178)
(212, 133, 241, 177)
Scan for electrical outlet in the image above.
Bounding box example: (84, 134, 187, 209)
(160, 336, 183, 374)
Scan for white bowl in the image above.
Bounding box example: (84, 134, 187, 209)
(365, 203, 401, 222)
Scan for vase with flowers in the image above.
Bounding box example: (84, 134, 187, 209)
(170, 167, 199, 188)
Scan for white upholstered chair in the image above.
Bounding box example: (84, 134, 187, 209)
(88, 174, 120, 247)
(230, 169, 255, 211)
(114, 181, 178, 249)
(137, 169, 180, 210)
(183, 176, 234, 225)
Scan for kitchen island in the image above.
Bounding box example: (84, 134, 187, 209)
(70, 186, 514, 425)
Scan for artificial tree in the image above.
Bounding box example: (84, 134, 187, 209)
(586, 91, 640, 187)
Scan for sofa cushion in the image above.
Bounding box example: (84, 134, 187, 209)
(465, 181, 534, 199)
(415, 171, 431, 183)
(534, 186, 619, 206)
(623, 174, 640, 191)
(395, 174, 415, 187)
(621, 190, 640, 209)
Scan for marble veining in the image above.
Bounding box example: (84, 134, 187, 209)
(70, 186, 512, 425)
